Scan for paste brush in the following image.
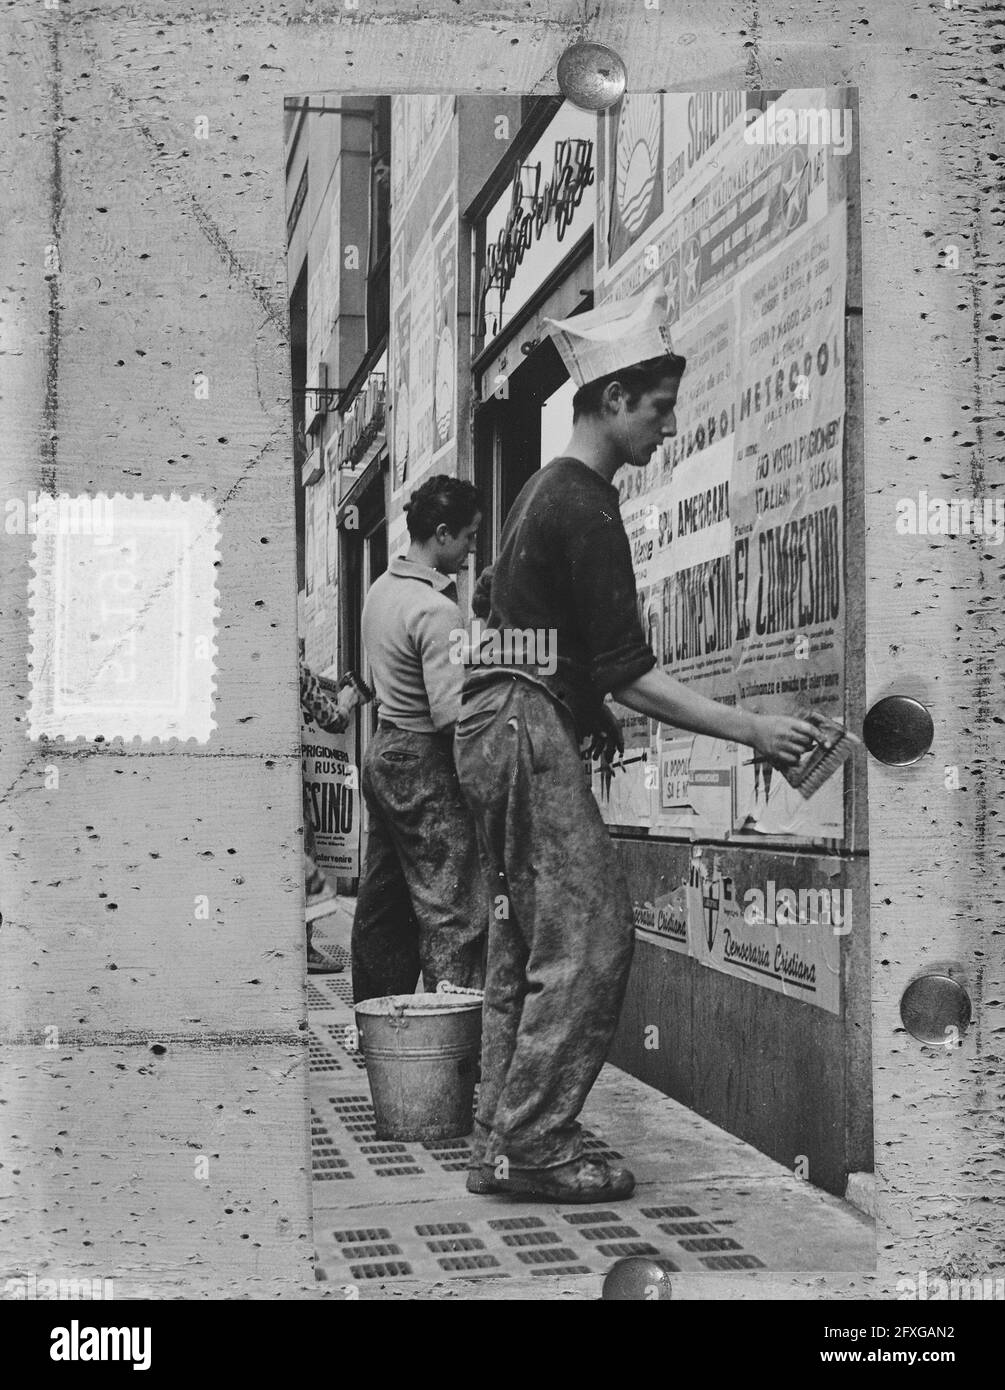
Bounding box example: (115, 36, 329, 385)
(316, 669, 375, 704)
(774, 711, 860, 799)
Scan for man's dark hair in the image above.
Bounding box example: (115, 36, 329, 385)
(571, 352, 687, 421)
(404, 475, 482, 541)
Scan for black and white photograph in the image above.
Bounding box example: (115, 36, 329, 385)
(1, 0, 1001, 1350)
(292, 88, 874, 1284)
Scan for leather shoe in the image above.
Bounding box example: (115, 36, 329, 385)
(466, 1155, 634, 1203)
(465, 1167, 497, 1195)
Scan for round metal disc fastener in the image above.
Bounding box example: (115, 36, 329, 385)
(556, 42, 627, 111)
(602, 1256, 673, 1300)
(862, 694, 933, 765)
(900, 973, 972, 1046)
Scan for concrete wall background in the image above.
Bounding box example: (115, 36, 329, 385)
(1, 0, 1002, 1298)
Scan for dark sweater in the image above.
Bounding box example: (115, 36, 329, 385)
(464, 457, 656, 739)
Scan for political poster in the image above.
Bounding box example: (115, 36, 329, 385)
(389, 237, 411, 493)
(301, 715, 360, 876)
(686, 855, 843, 1014)
(432, 214, 457, 454)
(592, 89, 852, 846)
(606, 91, 664, 268)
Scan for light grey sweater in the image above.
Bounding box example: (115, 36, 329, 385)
(361, 556, 464, 733)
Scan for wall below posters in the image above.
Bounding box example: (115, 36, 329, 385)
(592, 89, 854, 847)
(608, 836, 871, 1194)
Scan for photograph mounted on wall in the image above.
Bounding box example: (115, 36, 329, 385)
(286, 87, 873, 1287)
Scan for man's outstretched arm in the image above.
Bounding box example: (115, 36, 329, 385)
(612, 668, 817, 765)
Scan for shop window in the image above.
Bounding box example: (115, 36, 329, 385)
(475, 334, 574, 564)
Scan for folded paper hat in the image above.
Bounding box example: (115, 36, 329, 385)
(544, 284, 677, 389)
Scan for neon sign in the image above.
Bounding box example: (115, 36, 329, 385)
(478, 137, 594, 336)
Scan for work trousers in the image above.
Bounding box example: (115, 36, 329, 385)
(351, 721, 487, 1003)
(453, 676, 635, 1170)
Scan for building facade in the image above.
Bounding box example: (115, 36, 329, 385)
(286, 90, 871, 1196)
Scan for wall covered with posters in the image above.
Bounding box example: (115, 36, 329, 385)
(595, 89, 870, 1187)
(592, 88, 856, 853)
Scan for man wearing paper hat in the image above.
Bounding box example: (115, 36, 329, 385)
(544, 281, 680, 393)
(454, 283, 817, 1204)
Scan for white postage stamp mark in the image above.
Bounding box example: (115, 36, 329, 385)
(28, 493, 219, 743)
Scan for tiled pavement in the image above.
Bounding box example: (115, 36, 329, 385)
(308, 899, 874, 1292)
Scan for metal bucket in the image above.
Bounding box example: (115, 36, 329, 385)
(355, 991, 483, 1142)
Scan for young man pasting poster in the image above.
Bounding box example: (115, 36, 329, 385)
(454, 283, 818, 1204)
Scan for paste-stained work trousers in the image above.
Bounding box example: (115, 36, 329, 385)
(453, 677, 635, 1170)
(351, 722, 487, 1004)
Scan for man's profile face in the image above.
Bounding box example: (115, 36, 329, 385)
(436, 511, 481, 574)
(623, 374, 681, 462)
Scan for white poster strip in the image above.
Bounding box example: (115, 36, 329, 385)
(302, 716, 360, 875)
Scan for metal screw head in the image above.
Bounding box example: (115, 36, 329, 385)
(863, 694, 934, 765)
(601, 1256, 673, 1300)
(900, 973, 972, 1045)
(557, 41, 627, 112)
